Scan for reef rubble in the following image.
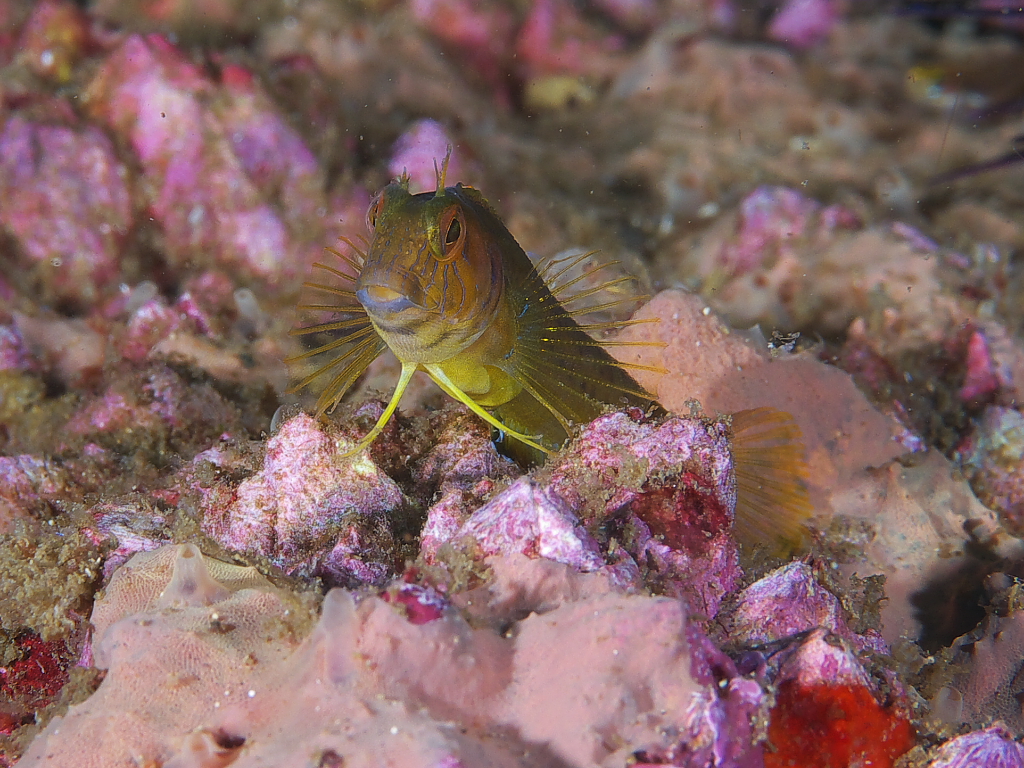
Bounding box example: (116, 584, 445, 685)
(2, 0, 1024, 765)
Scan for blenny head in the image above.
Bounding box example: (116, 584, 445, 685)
(356, 160, 504, 365)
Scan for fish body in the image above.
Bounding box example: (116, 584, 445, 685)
(292, 159, 661, 462)
(289, 157, 813, 549)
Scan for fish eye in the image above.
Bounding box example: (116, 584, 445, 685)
(366, 193, 384, 229)
(437, 207, 466, 263)
(445, 218, 461, 247)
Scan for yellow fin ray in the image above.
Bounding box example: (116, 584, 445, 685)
(546, 277, 636, 310)
(730, 407, 814, 554)
(547, 263, 625, 301)
(330, 239, 368, 270)
(561, 296, 651, 317)
(284, 324, 377, 366)
(289, 315, 371, 337)
(287, 333, 381, 400)
(514, 339, 666, 380)
(536, 250, 599, 285)
(314, 337, 388, 416)
(310, 261, 358, 282)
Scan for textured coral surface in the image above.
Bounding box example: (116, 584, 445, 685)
(2, 0, 1024, 765)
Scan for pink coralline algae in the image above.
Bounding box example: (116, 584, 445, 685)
(717, 561, 917, 768)
(84, 34, 331, 286)
(199, 413, 408, 585)
(416, 408, 520, 562)
(0, 455, 71, 530)
(457, 477, 605, 572)
(514, 0, 624, 82)
(381, 581, 448, 625)
(959, 329, 1002, 403)
(719, 186, 857, 276)
(216, 63, 326, 230)
(0, 116, 132, 307)
(928, 725, 1024, 768)
(63, 364, 242, 453)
(389, 119, 465, 195)
(766, 0, 838, 49)
(115, 296, 184, 363)
(550, 412, 741, 618)
(84, 502, 172, 579)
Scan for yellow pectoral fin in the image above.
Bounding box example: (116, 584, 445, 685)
(425, 364, 552, 455)
(339, 363, 418, 458)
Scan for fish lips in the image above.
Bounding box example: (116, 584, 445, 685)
(356, 284, 422, 317)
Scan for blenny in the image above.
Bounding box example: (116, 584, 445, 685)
(288, 153, 812, 547)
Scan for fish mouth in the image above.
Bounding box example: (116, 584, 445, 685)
(356, 284, 421, 317)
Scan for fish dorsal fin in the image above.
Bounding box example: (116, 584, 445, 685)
(434, 145, 453, 195)
(731, 406, 814, 554)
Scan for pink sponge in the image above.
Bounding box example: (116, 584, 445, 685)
(21, 544, 765, 767)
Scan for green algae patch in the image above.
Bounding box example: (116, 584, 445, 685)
(0, 527, 104, 641)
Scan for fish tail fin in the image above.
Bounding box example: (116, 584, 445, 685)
(731, 407, 814, 554)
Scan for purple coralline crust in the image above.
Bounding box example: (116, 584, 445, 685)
(63, 365, 240, 448)
(382, 581, 448, 625)
(630, 511, 740, 619)
(550, 412, 741, 617)
(216, 64, 326, 228)
(928, 725, 1024, 768)
(0, 324, 34, 372)
(420, 489, 474, 563)
(0, 115, 132, 305)
(416, 409, 521, 562)
(84, 34, 325, 285)
(415, 410, 742, 616)
(958, 406, 1024, 533)
(729, 562, 842, 644)
(65, 390, 159, 436)
(717, 186, 859, 277)
(727, 561, 887, 655)
(458, 477, 605, 572)
(0, 456, 59, 533)
(411, 409, 519, 499)
(549, 412, 736, 519)
(200, 414, 407, 583)
(0, 455, 71, 513)
(83, 502, 170, 579)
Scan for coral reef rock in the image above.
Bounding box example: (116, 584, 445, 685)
(21, 543, 768, 767)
